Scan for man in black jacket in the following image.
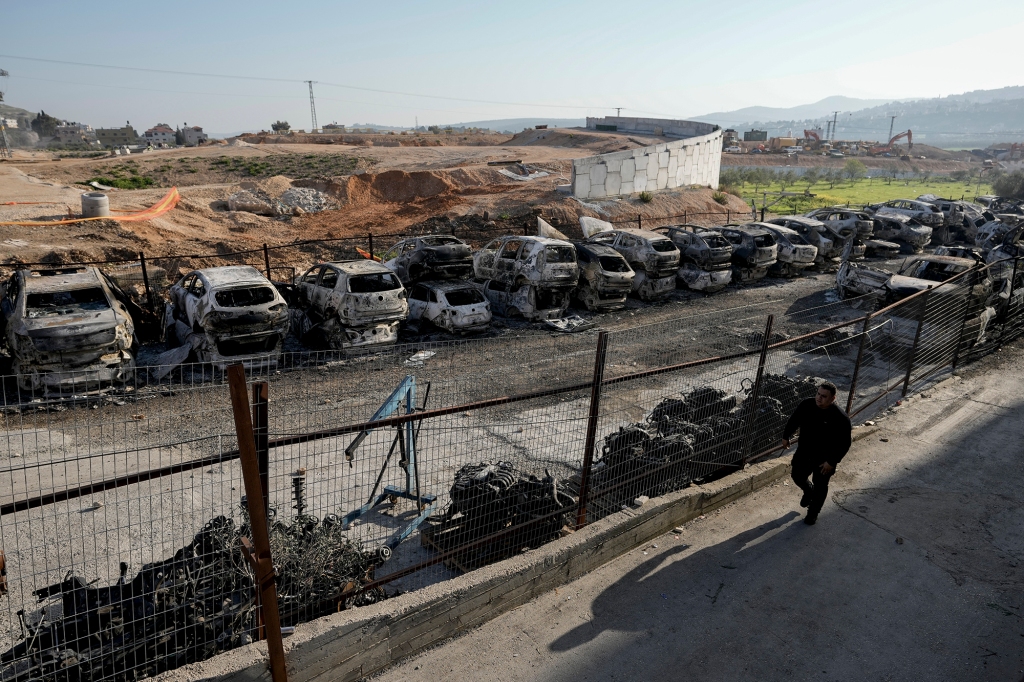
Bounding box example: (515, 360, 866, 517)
(782, 381, 851, 525)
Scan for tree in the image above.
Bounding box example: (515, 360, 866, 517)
(843, 159, 867, 183)
(993, 170, 1024, 200)
(778, 170, 797, 192)
(824, 168, 841, 189)
(271, 120, 290, 132)
(30, 110, 60, 137)
(802, 167, 820, 191)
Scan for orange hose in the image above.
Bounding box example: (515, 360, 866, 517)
(0, 188, 179, 226)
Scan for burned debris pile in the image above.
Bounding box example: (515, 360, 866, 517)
(1, 506, 382, 682)
(589, 377, 817, 515)
(421, 462, 576, 571)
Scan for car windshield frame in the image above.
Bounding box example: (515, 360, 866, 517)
(214, 286, 277, 308)
(349, 272, 402, 293)
(25, 287, 110, 318)
(443, 288, 486, 306)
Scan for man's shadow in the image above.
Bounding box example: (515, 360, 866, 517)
(550, 511, 802, 652)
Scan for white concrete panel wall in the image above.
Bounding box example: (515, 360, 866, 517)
(571, 127, 723, 199)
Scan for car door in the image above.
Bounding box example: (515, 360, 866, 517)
(184, 274, 207, 327)
(476, 239, 501, 279)
(381, 241, 405, 278)
(494, 239, 523, 281)
(297, 265, 322, 308)
(0, 274, 19, 339)
(407, 284, 429, 321)
(313, 266, 340, 315)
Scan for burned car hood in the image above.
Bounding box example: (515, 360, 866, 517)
(885, 275, 932, 299)
(22, 309, 122, 351)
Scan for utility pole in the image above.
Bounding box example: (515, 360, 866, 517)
(0, 68, 11, 159)
(888, 114, 897, 143)
(616, 107, 621, 117)
(825, 120, 832, 141)
(830, 111, 840, 142)
(305, 81, 318, 132)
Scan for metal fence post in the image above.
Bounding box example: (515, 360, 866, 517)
(741, 315, 774, 462)
(575, 331, 609, 529)
(637, 214, 642, 230)
(138, 251, 155, 313)
(901, 291, 930, 397)
(845, 313, 873, 415)
(263, 244, 272, 280)
(727, 209, 731, 223)
(368, 233, 374, 260)
(997, 256, 1020, 349)
(227, 365, 288, 682)
(951, 280, 977, 372)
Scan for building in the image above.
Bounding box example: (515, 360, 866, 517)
(723, 129, 739, 146)
(743, 129, 768, 142)
(0, 117, 17, 129)
(178, 123, 209, 147)
(144, 123, 176, 147)
(96, 123, 139, 148)
(54, 122, 96, 145)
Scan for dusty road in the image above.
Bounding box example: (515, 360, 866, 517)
(371, 340, 1024, 681)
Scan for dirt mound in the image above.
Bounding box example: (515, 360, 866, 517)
(299, 169, 512, 207)
(503, 128, 666, 154)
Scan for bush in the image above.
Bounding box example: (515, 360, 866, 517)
(638, 191, 654, 203)
(993, 171, 1024, 199)
(712, 191, 729, 205)
(86, 175, 155, 190)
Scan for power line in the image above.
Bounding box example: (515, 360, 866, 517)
(0, 53, 609, 111)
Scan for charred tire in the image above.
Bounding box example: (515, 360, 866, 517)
(505, 306, 522, 319)
(577, 285, 599, 311)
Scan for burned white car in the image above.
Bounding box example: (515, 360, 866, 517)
(762, 225, 818, 277)
(165, 266, 289, 367)
(293, 261, 408, 349)
(474, 279, 570, 321)
(656, 225, 733, 293)
(806, 208, 874, 237)
(407, 281, 491, 333)
(1, 267, 136, 392)
(716, 224, 778, 282)
(474, 236, 578, 290)
(870, 214, 932, 253)
(381, 235, 474, 283)
(767, 216, 844, 263)
(585, 228, 680, 300)
(866, 199, 945, 228)
(572, 241, 634, 311)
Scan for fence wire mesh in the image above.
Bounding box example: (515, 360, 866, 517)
(1, 255, 1022, 682)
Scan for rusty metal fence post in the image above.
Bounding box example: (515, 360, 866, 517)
(637, 214, 642, 230)
(997, 256, 1021, 350)
(252, 381, 270, 517)
(368, 233, 374, 260)
(138, 250, 155, 313)
(575, 331, 609, 529)
(845, 313, 873, 414)
(228, 365, 288, 682)
(901, 290, 931, 397)
(741, 315, 774, 462)
(263, 244, 272, 280)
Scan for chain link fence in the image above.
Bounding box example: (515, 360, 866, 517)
(1, 255, 1021, 682)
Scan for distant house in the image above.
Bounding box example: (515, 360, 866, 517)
(0, 117, 17, 129)
(54, 122, 96, 145)
(178, 123, 209, 147)
(144, 123, 176, 147)
(96, 123, 139, 148)
(743, 129, 768, 142)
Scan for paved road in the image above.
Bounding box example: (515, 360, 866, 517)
(372, 341, 1024, 681)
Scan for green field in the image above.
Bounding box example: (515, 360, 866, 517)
(723, 175, 993, 215)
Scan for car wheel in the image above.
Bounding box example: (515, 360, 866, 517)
(577, 285, 598, 311)
(506, 306, 521, 319)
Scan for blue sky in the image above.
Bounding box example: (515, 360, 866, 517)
(2, 0, 1021, 133)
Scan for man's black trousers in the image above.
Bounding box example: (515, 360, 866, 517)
(791, 455, 835, 515)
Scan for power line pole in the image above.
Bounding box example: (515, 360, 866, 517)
(0, 68, 11, 159)
(830, 111, 840, 142)
(888, 114, 897, 142)
(305, 81, 318, 132)
(616, 107, 621, 117)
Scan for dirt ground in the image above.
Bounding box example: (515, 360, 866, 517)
(0, 128, 747, 269)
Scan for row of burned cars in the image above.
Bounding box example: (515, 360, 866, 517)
(3, 194, 1020, 393)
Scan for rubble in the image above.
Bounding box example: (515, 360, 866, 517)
(279, 187, 335, 214)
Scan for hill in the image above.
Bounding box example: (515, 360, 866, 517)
(436, 118, 586, 133)
(694, 96, 892, 127)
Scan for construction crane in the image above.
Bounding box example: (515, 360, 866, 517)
(868, 130, 913, 156)
(305, 80, 318, 132)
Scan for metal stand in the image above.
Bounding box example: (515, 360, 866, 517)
(341, 375, 437, 561)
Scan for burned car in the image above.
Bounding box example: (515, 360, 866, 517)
(474, 279, 570, 321)
(870, 214, 932, 253)
(292, 260, 407, 349)
(863, 239, 902, 258)
(165, 266, 289, 367)
(715, 224, 778, 282)
(865, 199, 945, 228)
(806, 208, 874, 237)
(836, 252, 986, 306)
(766, 215, 844, 263)
(572, 241, 634, 311)
(407, 280, 491, 333)
(1, 267, 136, 392)
(585, 228, 680, 300)
(656, 225, 733, 292)
(381, 235, 474, 283)
(762, 224, 818, 277)
(474, 236, 578, 290)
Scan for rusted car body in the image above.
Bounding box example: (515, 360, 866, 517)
(293, 261, 407, 349)
(715, 224, 778, 282)
(585, 228, 680, 300)
(166, 266, 289, 367)
(1, 267, 136, 392)
(766, 216, 844, 263)
(381, 235, 474, 283)
(474, 279, 571, 321)
(656, 225, 733, 292)
(572, 241, 634, 311)
(762, 225, 818, 277)
(474, 236, 578, 290)
(870, 214, 932, 253)
(407, 280, 491, 333)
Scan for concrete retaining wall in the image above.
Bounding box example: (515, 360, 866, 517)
(159, 457, 790, 682)
(571, 117, 723, 199)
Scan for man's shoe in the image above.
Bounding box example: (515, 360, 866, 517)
(804, 512, 818, 526)
(799, 491, 812, 508)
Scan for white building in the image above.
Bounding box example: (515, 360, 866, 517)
(144, 123, 176, 147)
(178, 123, 209, 147)
(0, 118, 17, 129)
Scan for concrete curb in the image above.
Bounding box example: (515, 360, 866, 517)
(159, 457, 792, 682)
